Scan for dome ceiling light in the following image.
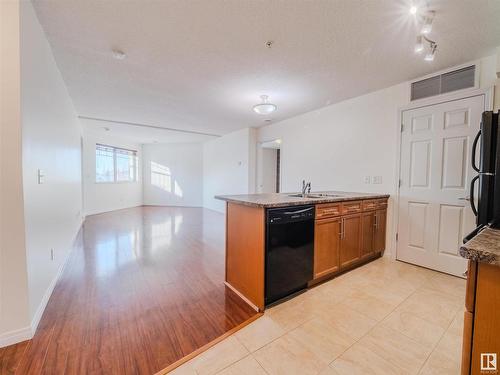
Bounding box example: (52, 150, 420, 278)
(253, 95, 277, 115)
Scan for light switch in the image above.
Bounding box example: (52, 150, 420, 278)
(372, 176, 382, 184)
(364, 176, 371, 184)
(38, 169, 45, 184)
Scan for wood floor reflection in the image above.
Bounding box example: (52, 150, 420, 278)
(2, 206, 256, 375)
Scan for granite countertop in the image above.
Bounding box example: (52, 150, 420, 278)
(460, 227, 500, 266)
(215, 191, 390, 208)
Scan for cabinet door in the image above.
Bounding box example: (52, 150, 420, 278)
(374, 209, 387, 252)
(471, 263, 500, 375)
(361, 211, 375, 259)
(340, 214, 362, 269)
(314, 218, 340, 279)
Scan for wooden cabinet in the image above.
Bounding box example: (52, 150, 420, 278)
(374, 208, 386, 252)
(313, 198, 388, 280)
(339, 214, 362, 269)
(314, 218, 341, 279)
(361, 211, 375, 259)
(470, 263, 500, 375)
(461, 260, 500, 375)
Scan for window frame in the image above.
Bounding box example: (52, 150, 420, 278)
(95, 143, 138, 184)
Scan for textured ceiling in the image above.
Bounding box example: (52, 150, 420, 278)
(32, 0, 500, 139)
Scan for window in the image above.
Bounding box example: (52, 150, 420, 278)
(96, 144, 137, 183)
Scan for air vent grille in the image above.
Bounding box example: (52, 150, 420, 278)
(411, 65, 476, 101)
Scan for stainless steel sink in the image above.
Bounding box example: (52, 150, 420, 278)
(288, 193, 341, 199)
(310, 193, 343, 197)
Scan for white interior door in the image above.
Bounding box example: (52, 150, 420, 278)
(397, 95, 484, 276)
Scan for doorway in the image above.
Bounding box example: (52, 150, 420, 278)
(397, 94, 487, 276)
(257, 139, 281, 193)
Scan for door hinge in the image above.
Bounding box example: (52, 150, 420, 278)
(401, 123, 404, 132)
(396, 233, 399, 241)
(398, 179, 402, 188)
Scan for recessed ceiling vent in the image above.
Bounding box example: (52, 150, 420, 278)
(410, 65, 476, 101)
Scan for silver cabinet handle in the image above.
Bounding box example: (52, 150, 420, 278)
(458, 197, 470, 201)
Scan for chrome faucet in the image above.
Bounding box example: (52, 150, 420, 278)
(301, 180, 311, 195)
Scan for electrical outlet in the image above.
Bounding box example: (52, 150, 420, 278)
(364, 176, 371, 184)
(372, 176, 383, 184)
(50, 248, 55, 261)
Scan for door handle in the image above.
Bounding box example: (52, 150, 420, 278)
(469, 175, 479, 216)
(471, 130, 481, 173)
(458, 197, 470, 201)
(283, 207, 314, 215)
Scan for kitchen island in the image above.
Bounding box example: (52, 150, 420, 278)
(215, 192, 390, 311)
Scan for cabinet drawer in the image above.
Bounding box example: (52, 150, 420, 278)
(376, 199, 388, 209)
(316, 203, 341, 219)
(341, 201, 362, 214)
(361, 200, 377, 211)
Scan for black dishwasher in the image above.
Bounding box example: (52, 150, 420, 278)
(265, 205, 315, 306)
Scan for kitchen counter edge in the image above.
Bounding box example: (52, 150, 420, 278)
(460, 227, 500, 266)
(215, 192, 390, 208)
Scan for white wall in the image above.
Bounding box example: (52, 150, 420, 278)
(258, 83, 408, 194)
(0, 0, 31, 346)
(203, 128, 257, 212)
(20, 0, 84, 330)
(82, 128, 143, 216)
(142, 143, 203, 207)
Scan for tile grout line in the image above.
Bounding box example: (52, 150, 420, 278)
(327, 278, 428, 372)
(415, 304, 464, 375)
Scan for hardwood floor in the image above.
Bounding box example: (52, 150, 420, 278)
(1, 206, 257, 375)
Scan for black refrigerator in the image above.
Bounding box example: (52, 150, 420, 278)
(464, 111, 500, 242)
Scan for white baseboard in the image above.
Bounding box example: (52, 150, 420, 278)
(30, 220, 83, 336)
(0, 326, 32, 348)
(29, 253, 67, 335)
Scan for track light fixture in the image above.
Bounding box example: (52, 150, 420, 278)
(414, 35, 437, 62)
(424, 41, 437, 61)
(411, 6, 437, 62)
(414, 34, 437, 57)
(421, 13, 434, 34)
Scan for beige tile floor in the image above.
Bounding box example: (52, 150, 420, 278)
(170, 257, 466, 375)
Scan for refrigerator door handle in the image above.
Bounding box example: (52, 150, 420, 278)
(471, 130, 481, 173)
(469, 175, 479, 216)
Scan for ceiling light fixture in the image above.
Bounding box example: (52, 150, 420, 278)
(112, 49, 126, 60)
(421, 13, 434, 34)
(411, 7, 438, 62)
(414, 35, 437, 61)
(409, 5, 418, 15)
(424, 42, 437, 61)
(253, 95, 277, 115)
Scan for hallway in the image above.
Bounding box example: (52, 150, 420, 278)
(1, 207, 256, 374)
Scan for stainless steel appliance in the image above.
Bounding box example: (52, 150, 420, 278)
(265, 205, 314, 306)
(464, 111, 500, 242)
